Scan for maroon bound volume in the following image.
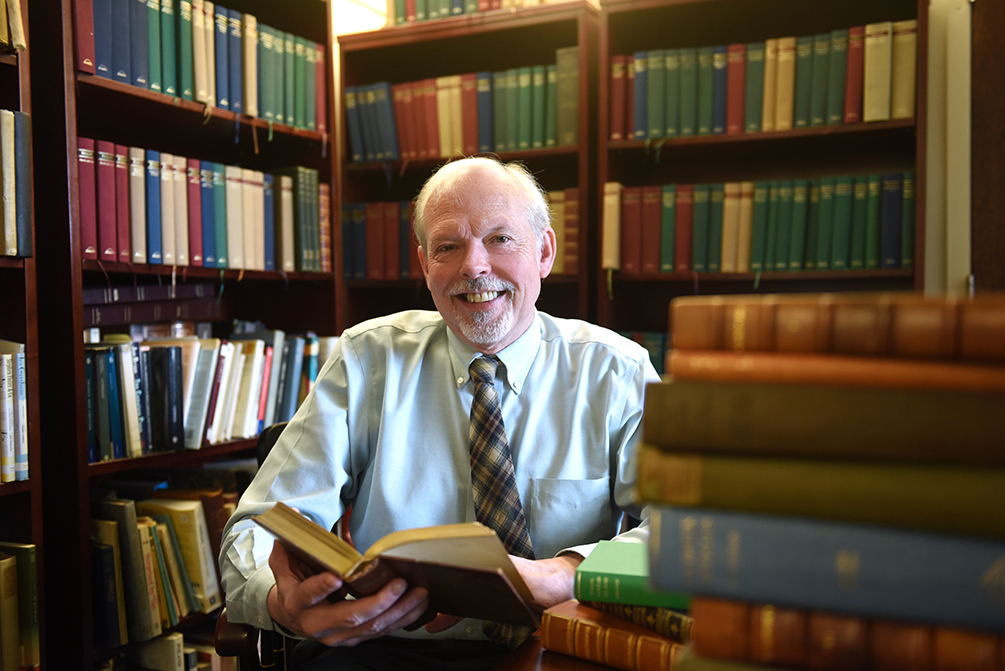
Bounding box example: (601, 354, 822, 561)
(95, 140, 117, 262)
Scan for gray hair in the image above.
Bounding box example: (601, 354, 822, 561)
(412, 156, 552, 251)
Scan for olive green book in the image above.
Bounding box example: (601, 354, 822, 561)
(575, 540, 690, 610)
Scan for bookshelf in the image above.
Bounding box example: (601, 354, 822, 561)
(336, 1, 600, 331)
(28, 0, 337, 666)
(596, 0, 927, 334)
(0, 0, 44, 667)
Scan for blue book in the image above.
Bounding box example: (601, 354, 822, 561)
(227, 8, 243, 114)
(343, 86, 364, 162)
(144, 149, 163, 264)
(93, 0, 113, 79)
(373, 81, 399, 161)
(130, 0, 149, 87)
(200, 161, 216, 267)
(650, 506, 1005, 632)
(881, 172, 904, 268)
(399, 201, 412, 279)
(160, 0, 177, 96)
(710, 45, 727, 135)
(147, 0, 162, 93)
(111, 0, 131, 84)
(104, 349, 125, 460)
(632, 51, 647, 140)
(263, 174, 275, 271)
(477, 71, 493, 153)
(85, 350, 97, 463)
(212, 162, 227, 267)
(214, 4, 229, 108)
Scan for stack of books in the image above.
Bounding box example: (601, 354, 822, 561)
(540, 540, 692, 671)
(637, 291, 1005, 671)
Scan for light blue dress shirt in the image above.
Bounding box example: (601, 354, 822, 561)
(220, 309, 659, 637)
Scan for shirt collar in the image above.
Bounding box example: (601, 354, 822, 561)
(447, 313, 542, 395)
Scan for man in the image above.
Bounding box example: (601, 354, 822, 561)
(219, 156, 659, 669)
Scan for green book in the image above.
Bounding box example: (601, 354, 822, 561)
(144, 519, 179, 626)
(792, 35, 813, 128)
(212, 162, 227, 267)
(545, 64, 557, 148)
(678, 47, 698, 136)
(531, 64, 546, 149)
(505, 68, 518, 151)
(788, 179, 809, 270)
(492, 71, 507, 153)
(160, 0, 177, 96)
(660, 184, 676, 271)
(849, 174, 869, 269)
(294, 37, 308, 129)
(691, 184, 711, 272)
(395, 0, 406, 23)
(864, 174, 880, 269)
(706, 183, 724, 272)
(830, 175, 854, 269)
(763, 181, 780, 271)
(809, 32, 830, 127)
(414, 0, 426, 21)
(663, 49, 680, 137)
(744, 42, 765, 132)
(696, 46, 714, 136)
(575, 540, 690, 610)
(147, 0, 162, 93)
(258, 25, 275, 122)
(804, 179, 821, 270)
(773, 181, 793, 271)
(305, 40, 318, 132)
(176, 0, 194, 100)
(815, 176, 836, 269)
(555, 46, 580, 147)
(748, 181, 770, 271)
(284, 32, 296, 129)
(902, 171, 916, 268)
(647, 49, 665, 138)
(516, 66, 532, 150)
(828, 29, 849, 124)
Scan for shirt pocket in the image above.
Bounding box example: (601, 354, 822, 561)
(527, 477, 615, 559)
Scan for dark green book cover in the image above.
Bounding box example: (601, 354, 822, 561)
(678, 48, 698, 136)
(696, 46, 714, 136)
(284, 32, 296, 129)
(748, 181, 770, 271)
(815, 176, 836, 269)
(691, 184, 711, 272)
(745, 42, 765, 132)
(901, 171, 916, 268)
(788, 179, 809, 270)
(793, 35, 813, 128)
(773, 180, 793, 271)
(849, 174, 870, 269)
(830, 175, 854, 269)
(531, 64, 546, 149)
(647, 49, 666, 138)
(706, 183, 724, 272)
(147, 0, 162, 93)
(492, 71, 507, 153)
(660, 184, 676, 271)
(259, 25, 276, 123)
(294, 37, 308, 129)
(804, 179, 821, 270)
(306, 40, 318, 132)
(663, 49, 680, 137)
(176, 0, 194, 100)
(506, 68, 519, 151)
(517, 66, 532, 150)
(828, 29, 849, 124)
(764, 181, 780, 271)
(809, 32, 830, 126)
(160, 0, 177, 96)
(545, 64, 557, 148)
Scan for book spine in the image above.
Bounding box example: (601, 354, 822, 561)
(13, 112, 32, 258)
(95, 140, 117, 262)
(79, 138, 99, 260)
(725, 44, 745, 135)
(579, 600, 693, 645)
(845, 26, 865, 123)
(74, 0, 97, 73)
(744, 42, 764, 133)
(114, 145, 130, 263)
(93, 0, 112, 79)
(619, 186, 641, 275)
(696, 47, 714, 136)
(160, 0, 177, 96)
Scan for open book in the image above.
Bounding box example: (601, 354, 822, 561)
(253, 502, 539, 627)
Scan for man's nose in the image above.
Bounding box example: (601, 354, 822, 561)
(460, 244, 491, 277)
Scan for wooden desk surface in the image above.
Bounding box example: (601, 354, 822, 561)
(493, 634, 613, 671)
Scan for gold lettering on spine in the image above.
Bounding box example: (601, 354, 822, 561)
(680, 516, 697, 587)
(700, 517, 715, 585)
(731, 307, 747, 350)
(760, 605, 776, 661)
(835, 549, 860, 590)
(727, 528, 741, 588)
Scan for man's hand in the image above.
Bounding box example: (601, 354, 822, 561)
(267, 540, 430, 647)
(510, 553, 583, 613)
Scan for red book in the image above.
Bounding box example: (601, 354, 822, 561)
(114, 144, 131, 263)
(318, 183, 332, 273)
(619, 186, 642, 275)
(78, 138, 98, 260)
(383, 201, 400, 281)
(406, 0, 417, 21)
(726, 43, 747, 135)
(391, 83, 413, 161)
(640, 185, 663, 274)
(609, 55, 627, 141)
(186, 158, 203, 266)
(316, 44, 328, 134)
(626, 55, 635, 140)
(95, 140, 117, 262)
(365, 202, 385, 281)
(257, 344, 274, 427)
(674, 184, 695, 272)
(844, 26, 865, 123)
(421, 79, 440, 161)
(73, 0, 96, 74)
(410, 80, 428, 160)
(477, 0, 489, 11)
(489, 0, 501, 10)
(460, 73, 479, 156)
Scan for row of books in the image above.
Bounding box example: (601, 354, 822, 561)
(77, 139, 330, 273)
(0, 110, 31, 258)
(388, 0, 549, 25)
(639, 292, 1005, 670)
(0, 340, 27, 484)
(346, 46, 579, 163)
(103, 629, 234, 671)
(0, 542, 36, 671)
(78, 0, 327, 131)
(602, 172, 916, 276)
(83, 328, 331, 462)
(612, 19, 917, 142)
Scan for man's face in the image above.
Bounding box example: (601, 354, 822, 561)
(418, 169, 556, 354)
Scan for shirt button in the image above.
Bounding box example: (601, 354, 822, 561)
(464, 626, 475, 637)
(457, 377, 464, 385)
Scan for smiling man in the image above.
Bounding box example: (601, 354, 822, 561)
(219, 156, 660, 671)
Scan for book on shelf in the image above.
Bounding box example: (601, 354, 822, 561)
(0, 541, 38, 668)
(637, 445, 1005, 540)
(125, 631, 185, 671)
(575, 540, 689, 610)
(89, 520, 129, 647)
(0, 553, 17, 671)
(539, 599, 686, 671)
(773, 36, 795, 131)
(138, 516, 177, 628)
(0, 342, 26, 482)
(578, 600, 692, 646)
(760, 38, 777, 132)
(253, 501, 538, 627)
(92, 540, 121, 649)
(648, 506, 1005, 632)
(12, 112, 31, 258)
(601, 182, 622, 271)
(862, 21, 892, 122)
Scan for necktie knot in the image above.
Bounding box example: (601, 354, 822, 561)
(469, 356, 499, 386)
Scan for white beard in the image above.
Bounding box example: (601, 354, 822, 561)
(453, 294, 514, 347)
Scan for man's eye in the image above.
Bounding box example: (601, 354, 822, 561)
(494, 235, 511, 243)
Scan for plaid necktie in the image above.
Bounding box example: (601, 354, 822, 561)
(468, 356, 535, 647)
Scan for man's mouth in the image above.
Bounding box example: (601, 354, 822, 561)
(461, 291, 501, 303)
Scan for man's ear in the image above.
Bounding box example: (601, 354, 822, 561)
(539, 228, 557, 278)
